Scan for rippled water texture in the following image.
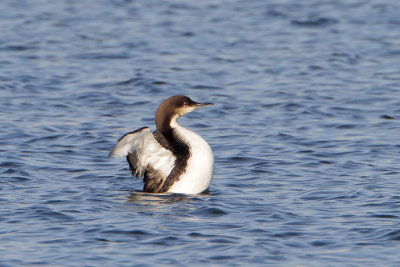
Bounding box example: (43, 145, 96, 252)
(1, 0, 400, 266)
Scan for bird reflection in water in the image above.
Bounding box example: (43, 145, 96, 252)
(126, 190, 211, 211)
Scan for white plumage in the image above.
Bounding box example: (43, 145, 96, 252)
(109, 95, 214, 194)
(109, 127, 176, 180)
(167, 124, 214, 193)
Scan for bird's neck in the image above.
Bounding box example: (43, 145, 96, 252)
(156, 111, 181, 133)
(155, 113, 189, 157)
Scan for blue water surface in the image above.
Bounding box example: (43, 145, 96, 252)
(1, 0, 400, 266)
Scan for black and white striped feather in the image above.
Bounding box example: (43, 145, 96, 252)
(109, 127, 176, 192)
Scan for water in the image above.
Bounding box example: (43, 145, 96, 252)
(1, 0, 400, 266)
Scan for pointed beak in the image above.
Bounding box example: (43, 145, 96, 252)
(194, 102, 213, 108)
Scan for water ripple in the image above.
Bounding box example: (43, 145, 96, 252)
(1, 0, 400, 266)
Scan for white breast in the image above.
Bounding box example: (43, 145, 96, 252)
(167, 125, 214, 194)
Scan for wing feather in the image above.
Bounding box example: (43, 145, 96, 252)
(109, 127, 176, 192)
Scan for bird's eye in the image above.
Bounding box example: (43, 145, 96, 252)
(183, 102, 188, 107)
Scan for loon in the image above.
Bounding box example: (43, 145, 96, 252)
(109, 95, 214, 194)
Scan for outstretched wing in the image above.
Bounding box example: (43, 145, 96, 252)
(109, 127, 176, 192)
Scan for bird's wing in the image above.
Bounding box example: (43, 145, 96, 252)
(109, 127, 176, 192)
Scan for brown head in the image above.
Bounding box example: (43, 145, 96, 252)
(155, 95, 213, 133)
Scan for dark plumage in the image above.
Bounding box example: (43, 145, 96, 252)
(110, 95, 214, 194)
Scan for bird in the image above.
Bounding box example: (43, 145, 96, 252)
(109, 95, 214, 194)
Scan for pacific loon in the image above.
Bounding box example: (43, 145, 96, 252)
(109, 95, 214, 194)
